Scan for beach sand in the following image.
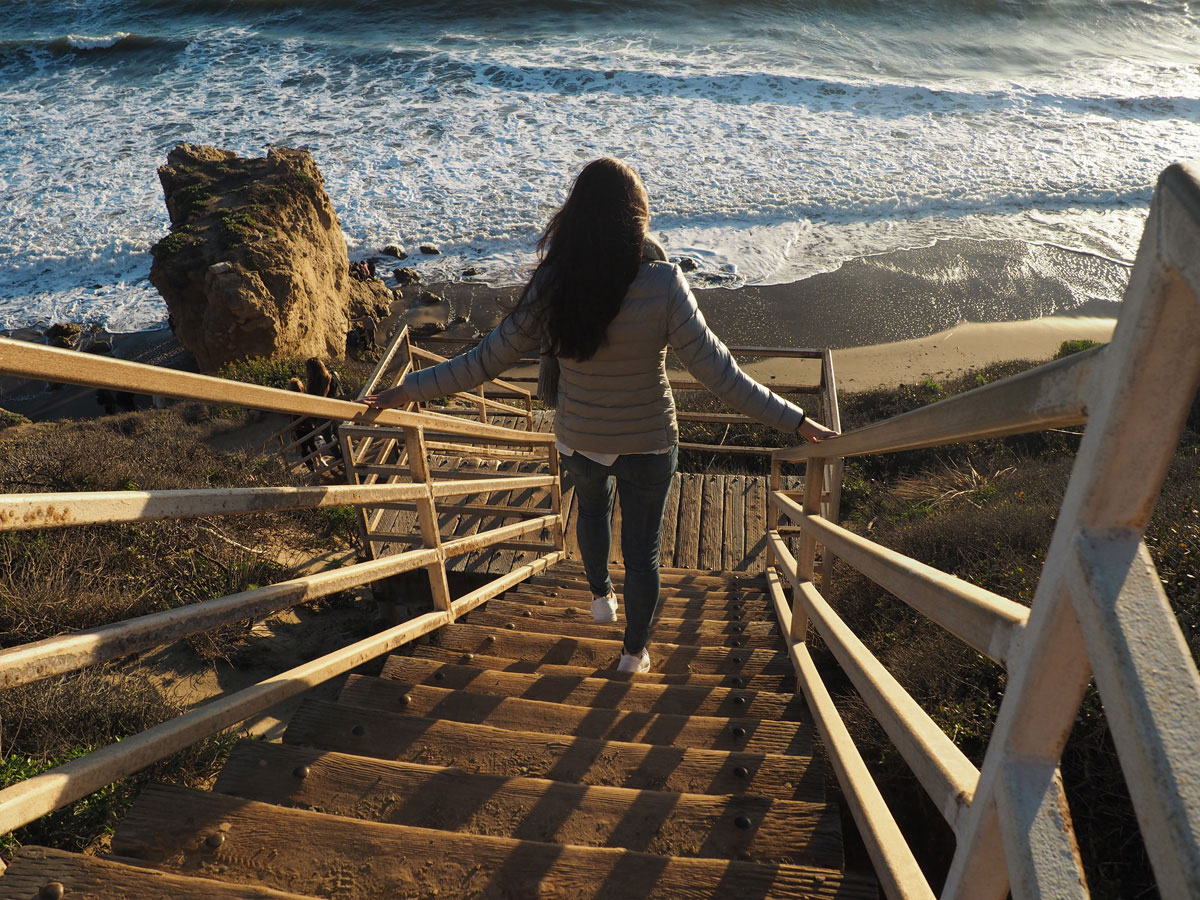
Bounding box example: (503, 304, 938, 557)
(1, 238, 1127, 421)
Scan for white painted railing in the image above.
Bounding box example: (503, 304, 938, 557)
(767, 160, 1200, 899)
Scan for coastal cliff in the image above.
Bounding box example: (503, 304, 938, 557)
(149, 144, 351, 372)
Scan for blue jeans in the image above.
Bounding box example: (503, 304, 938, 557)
(560, 446, 678, 656)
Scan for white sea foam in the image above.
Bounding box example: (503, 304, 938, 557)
(1, 3, 1197, 330)
(64, 32, 129, 50)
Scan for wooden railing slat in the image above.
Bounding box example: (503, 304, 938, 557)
(0, 338, 552, 445)
(0, 548, 440, 690)
(765, 568, 935, 900)
(0, 607, 453, 836)
(771, 492, 1029, 666)
(769, 531, 979, 827)
(772, 346, 1102, 463)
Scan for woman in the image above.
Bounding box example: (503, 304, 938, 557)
(367, 158, 836, 673)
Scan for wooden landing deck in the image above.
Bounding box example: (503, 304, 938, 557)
(362, 409, 805, 577)
(0, 566, 875, 900)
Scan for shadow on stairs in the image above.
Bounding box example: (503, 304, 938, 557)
(1, 564, 878, 899)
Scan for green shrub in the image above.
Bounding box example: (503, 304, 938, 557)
(218, 356, 306, 390)
(1055, 338, 1103, 358)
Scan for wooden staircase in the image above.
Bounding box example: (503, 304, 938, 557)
(1, 564, 875, 899)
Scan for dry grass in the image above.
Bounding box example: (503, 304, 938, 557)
(815, 357, 1199, 898)
(0, 404, 357, 859)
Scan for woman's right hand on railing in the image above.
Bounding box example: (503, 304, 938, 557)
(799, 418, 839, 443)
(365, 382, 412, 410)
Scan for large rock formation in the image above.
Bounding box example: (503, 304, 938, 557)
(149, 144, 351, 372)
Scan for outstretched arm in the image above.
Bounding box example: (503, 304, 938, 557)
(665, 268, 837, 440)
(367, 304, 540, 410)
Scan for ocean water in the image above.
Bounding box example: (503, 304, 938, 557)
(1, 0, 1197, 332)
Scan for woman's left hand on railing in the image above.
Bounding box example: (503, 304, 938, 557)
(365, 381, 413, 410)
(799, 418, 839, 443)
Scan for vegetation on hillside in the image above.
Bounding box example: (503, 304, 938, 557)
(0, 403, 360, 858)
(817, 346, 1198, 898)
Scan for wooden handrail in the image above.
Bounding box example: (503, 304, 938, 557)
(772, 345, 1102, 463)
(338, 423, 545, 450)
(765, 567, 935, 900)
(0, 547, 439, 690)
(0, 338, 553, 446)
(942, 160, 1200, 899)
(0, 478, 555, 531)
(770, 492, 1028, 666)
(769, 532, 979, 828)
(0, 606, 453, 836)
(440, 514, 558, 559)
(451, 550, 565, 617)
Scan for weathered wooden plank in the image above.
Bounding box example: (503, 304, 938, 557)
(742, 477, 768, 573)
(114, 784, 872, 900)
(409, 647, 798, 693)
(699, 475, 726, 571)
(284, 700, 819, 800)
(466, 609, 782, 649)
(428, 623, 793, 675)
(502, 586, 778, 623)
(380, 657, 805, 721)
(214, 742, 841, 868)
(478, 598, 781, 637)
(338, 675, 810, 755)
(675, 473, 703, 569)
(0, 846, 322, 900)
(0, 337, 555, 445)
(508, 579, 769, 604)
(724, 475, 747, 572)
(530, 564, 767, 590)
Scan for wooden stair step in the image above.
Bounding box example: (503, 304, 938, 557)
(540, 562, 766, 588)
(482, 598, 781, 635)
(0, 846, 322, 900)
(428, 623, 792, 675)
(505, 586, 779, 622)
(409, 646, 798, 692)
(338, 675, 811, 755)
(468, 609, 781, 649)
(113, 784, 874, 900)
(284, 699, 824, 802)
(380, 657, 807, 721)
(509, 579, 771, 606)
(510, 582, 769, 605)
(214, 741, 843, 868)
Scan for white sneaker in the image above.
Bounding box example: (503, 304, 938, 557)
(591, 592, 618, 624)
(617, 648, 651, 673)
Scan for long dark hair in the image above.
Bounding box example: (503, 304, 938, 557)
(523, 157, 650, 361)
